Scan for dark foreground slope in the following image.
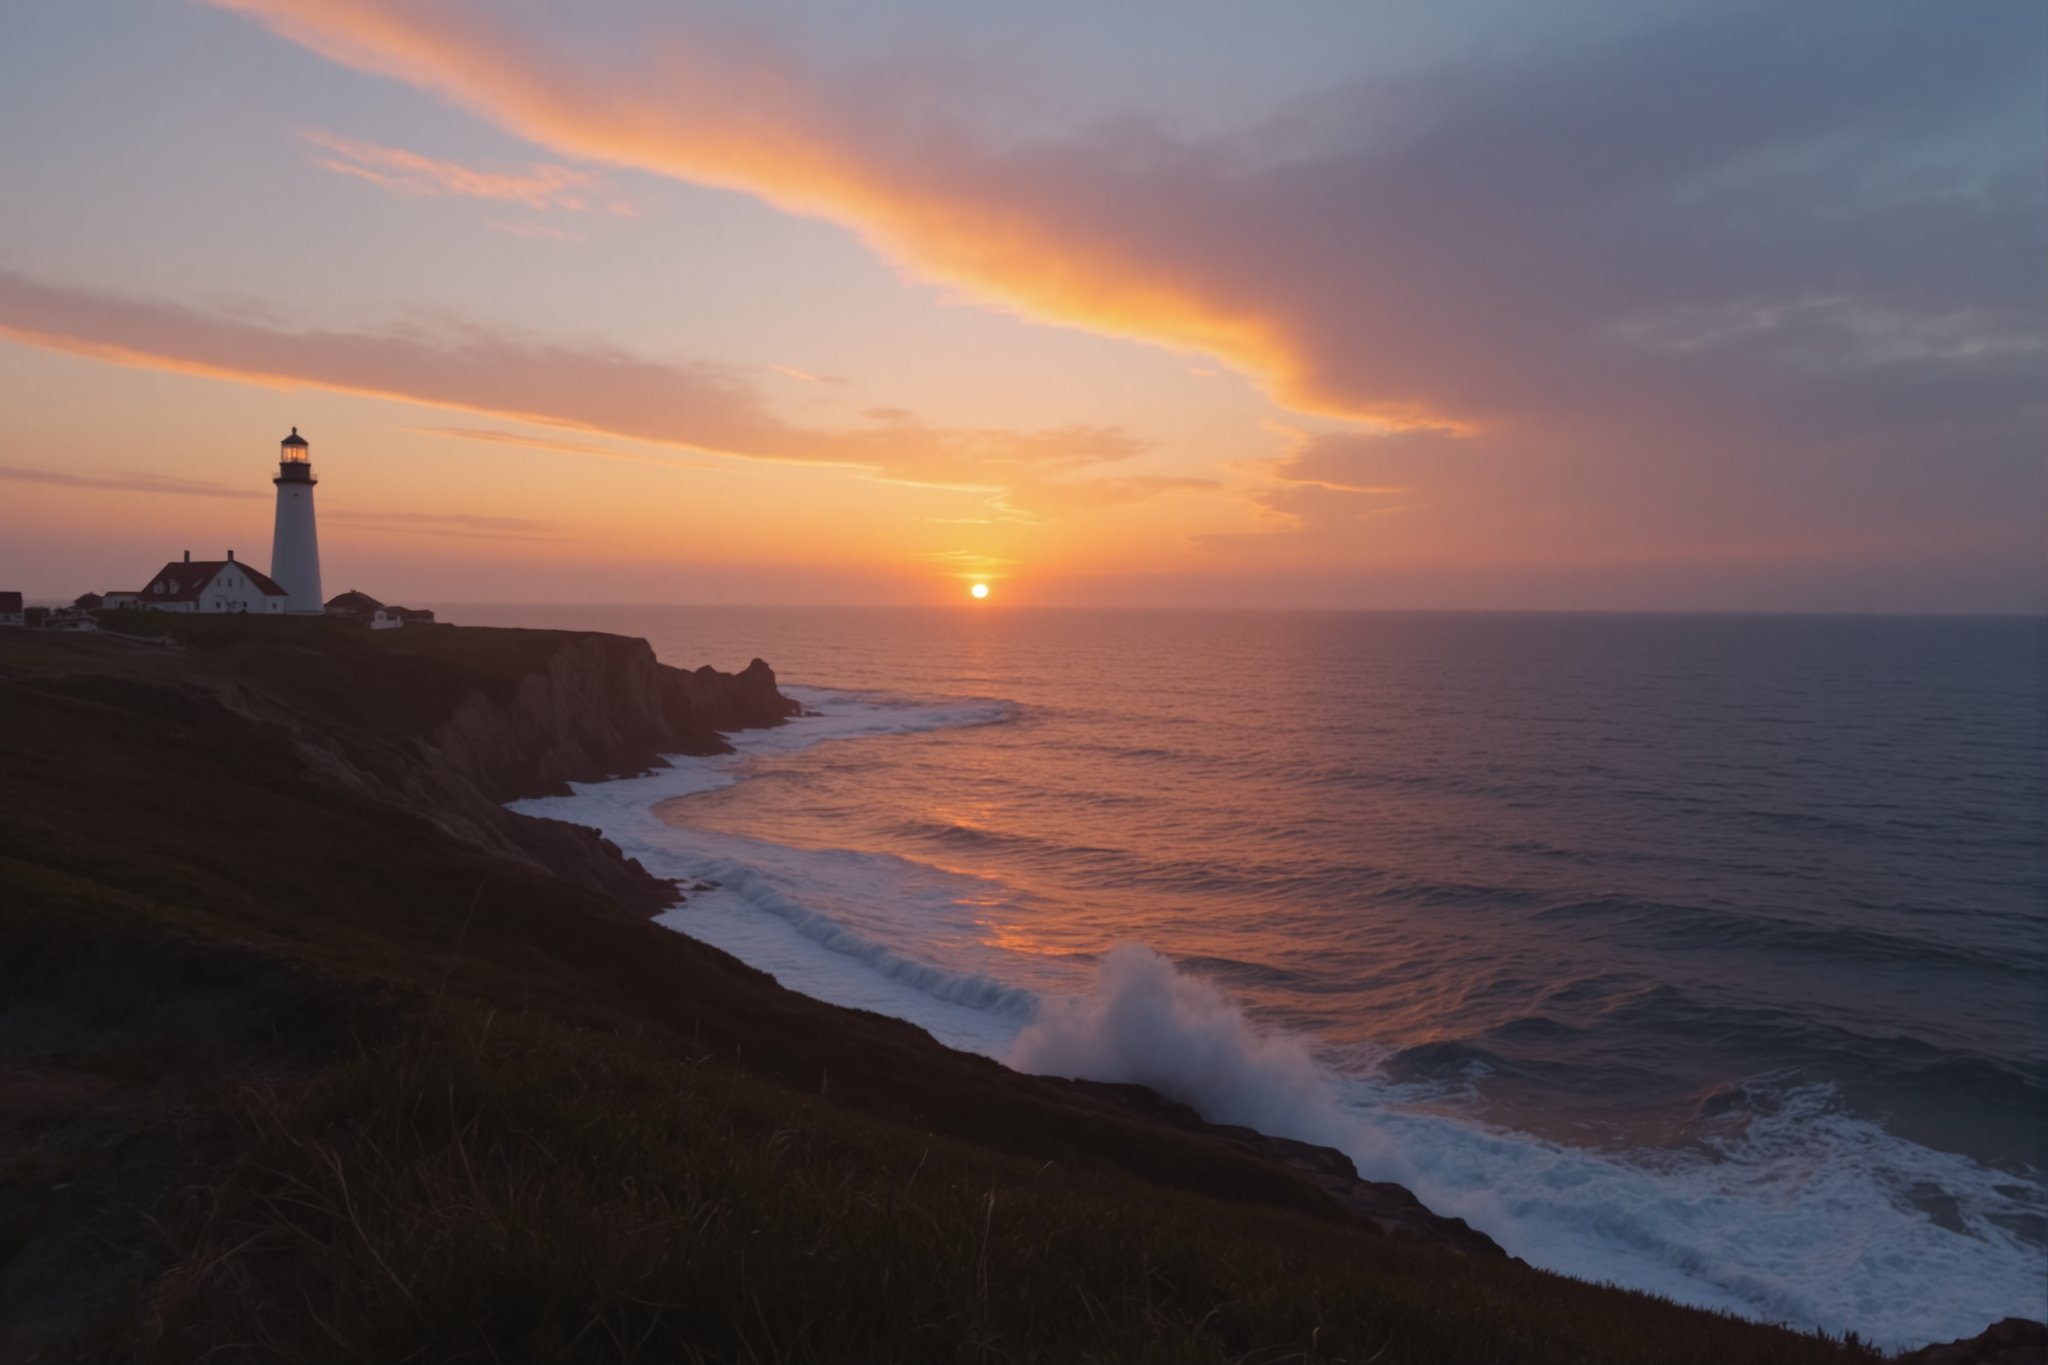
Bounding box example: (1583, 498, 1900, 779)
(0, 622, 1888, 1364)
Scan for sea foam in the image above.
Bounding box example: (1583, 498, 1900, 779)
(513, 686, 2048, 1350)
(1004, 942, 2046, 1344)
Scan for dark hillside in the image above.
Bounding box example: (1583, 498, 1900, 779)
(0, 625, 1889, 1363)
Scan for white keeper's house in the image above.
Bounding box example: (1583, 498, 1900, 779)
(132, 551, 291, 614)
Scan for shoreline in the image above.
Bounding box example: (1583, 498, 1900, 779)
(0, 619, 2028, 1361)
(520, 674, 2048, 1351)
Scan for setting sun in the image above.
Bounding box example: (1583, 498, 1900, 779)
(970, 582, 990, 600)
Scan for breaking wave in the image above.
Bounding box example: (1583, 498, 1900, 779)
(513, 684, 2048, 1350)
(1009, 944, 2047, 1344)
(1009, 943, 1351, 1146)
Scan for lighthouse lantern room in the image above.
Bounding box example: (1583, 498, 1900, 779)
(269, 426, 324, 613)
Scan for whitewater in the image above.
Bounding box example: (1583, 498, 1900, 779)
(511, 682, 2047, 1350)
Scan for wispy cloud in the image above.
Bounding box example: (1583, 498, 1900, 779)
(486, 219, 581, 243)
(766, 364, 842, 385)
(0, 271, 1180, 517)
(0, 464, 571, 542)
(1199, 428, 1452, 547)
(1268, 428, 1446, 496)
(324, 508, 573, 542)
(0, 465, 264, 500)
(406, 425, 720, 469)
(990, 475, 1219, 522)
(301, 127, 629, 215)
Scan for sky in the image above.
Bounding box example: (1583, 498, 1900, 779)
(1, 1, 2041, 610)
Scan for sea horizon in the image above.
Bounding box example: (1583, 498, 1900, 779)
(404, 601, 2048, 622)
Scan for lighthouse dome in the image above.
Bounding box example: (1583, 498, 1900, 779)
(281, 427, 309, 449)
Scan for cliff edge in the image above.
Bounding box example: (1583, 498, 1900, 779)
(58, 615, 800, 915)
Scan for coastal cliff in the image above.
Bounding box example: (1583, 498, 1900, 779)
(0, 620, 1931, 1364)
(430, 638, 800, 801)
(400, 633, 799, 911)
(85, 616, 801, 916)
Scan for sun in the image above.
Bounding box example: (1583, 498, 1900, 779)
(970, 582, 990, 600)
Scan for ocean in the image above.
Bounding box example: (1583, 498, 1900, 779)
(463, 605, 2047, 1346)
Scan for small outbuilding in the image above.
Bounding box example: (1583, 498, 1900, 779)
(329, 592, 433, 628)
(1, 592, 25, 627)
(325, 590, 384, 623)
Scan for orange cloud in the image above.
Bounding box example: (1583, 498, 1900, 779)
(0, 464, 568, 542)
(0, 465, 264, 500)
(301, 127, 625, 214)
(208, 0, 1376, 422)
(0, 270, 1170, 515)
(207, 0, 2042, 471)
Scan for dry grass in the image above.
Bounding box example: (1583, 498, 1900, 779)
(136, 1016, 1878, 1365)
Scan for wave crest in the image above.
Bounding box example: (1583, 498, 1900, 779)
(1007, 944, 1351, 1147)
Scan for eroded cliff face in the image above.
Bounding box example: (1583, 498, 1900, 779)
(431, 633, 731, 803)
(198, 627, 800, 916)
(405, 636, 799, 914)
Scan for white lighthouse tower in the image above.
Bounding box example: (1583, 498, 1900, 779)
(269, 427, 324, 614)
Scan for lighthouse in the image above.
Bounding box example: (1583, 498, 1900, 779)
(269, 427, 324, 614)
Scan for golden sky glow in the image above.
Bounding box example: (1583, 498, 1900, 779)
(0, 2, 2039, 609)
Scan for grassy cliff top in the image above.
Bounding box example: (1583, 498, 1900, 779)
(84, 609, 645, 733)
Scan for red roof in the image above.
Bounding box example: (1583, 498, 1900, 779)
(142, 560, 289, 603)
(235, 565, 291, 597)
(325, 590, 384, 613)
(0, 592, 21, 613)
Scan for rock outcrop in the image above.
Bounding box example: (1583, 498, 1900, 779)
(679, 657, 806, 735)
(430, 633, 736, 801)
(1897, 1319, 2047, 1365)
(1065, 1079, 1507, 1257)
